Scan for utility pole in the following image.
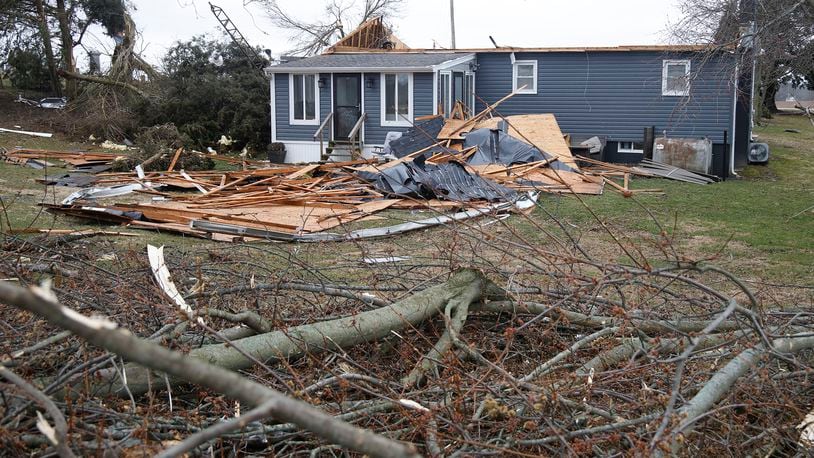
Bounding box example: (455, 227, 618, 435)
(449, 0, 456, 48)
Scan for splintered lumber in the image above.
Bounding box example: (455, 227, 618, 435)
(437, 90, 519, 140)
(352, 143, 444, 173)
(76, 197, 399, 235)
(475, 114, 578, 169)
(166, 147, 184, 172)
(467, 162, 602, 195)
(436, 119, 468, 140)
(2, 148, 122, 166)
(38, 138, 660, 244)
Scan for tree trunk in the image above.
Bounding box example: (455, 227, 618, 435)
(86, 269, 500, 398)
(34, 0, 61, 95)
(54, 0, 76, 99)
(761, 79, 780, 117)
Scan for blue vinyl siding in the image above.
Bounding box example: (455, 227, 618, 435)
(414, 73, 434, 118)
(277, 72, 434, 145)
(274, 72, 331, 142)
(364, 72, 434, 145)
(474, 51, 735, 143)
(320, 73, 331, 126)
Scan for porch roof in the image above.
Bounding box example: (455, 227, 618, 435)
(266, 52, 474, 73)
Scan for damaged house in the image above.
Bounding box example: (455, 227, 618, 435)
(266, 17, 755, 177)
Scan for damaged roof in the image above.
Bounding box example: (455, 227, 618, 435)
(267, 52, 474, 73)
(324, 44, 726, 54)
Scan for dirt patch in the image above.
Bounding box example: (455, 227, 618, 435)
(0, 89, 70, 135)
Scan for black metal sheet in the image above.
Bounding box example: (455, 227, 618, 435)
(387, 116, 449, 158)
(357, 156, 516, 202)
(463, 128, 575, 172)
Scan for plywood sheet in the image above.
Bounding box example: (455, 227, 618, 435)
(475, 114, 577, 169)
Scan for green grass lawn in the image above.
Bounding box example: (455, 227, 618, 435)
(525, 115, 813, 282)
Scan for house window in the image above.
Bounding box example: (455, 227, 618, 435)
(618, 141, 644, 153)
(381, 73, 412, 126)
(513, 60, 537, 94)
(290, 73, 318, 125)
(662, 60, 690, 96)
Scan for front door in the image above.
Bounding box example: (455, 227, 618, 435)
(334, 74, 362, 140)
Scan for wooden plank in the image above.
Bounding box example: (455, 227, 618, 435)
(166, 147, 184, 172)
(285, 163, 320, 179)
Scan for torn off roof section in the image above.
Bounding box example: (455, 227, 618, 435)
(268, 52, 473, 72)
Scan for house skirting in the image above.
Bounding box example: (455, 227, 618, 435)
(279, 141, 384, 163)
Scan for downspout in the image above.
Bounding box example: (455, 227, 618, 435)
(729, 61, 739, 177)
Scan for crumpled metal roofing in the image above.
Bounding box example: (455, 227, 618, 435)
(357, 156, 516, 202)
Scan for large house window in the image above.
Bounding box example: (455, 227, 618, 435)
(290, 73, 318, 125)
(662, 60, 690, 96)
(381, 73, 412, 126)
(513, 60, 537, 94)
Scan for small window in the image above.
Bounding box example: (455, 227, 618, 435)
(290, 73, 318, 125)
(662, 60, 690, 96)
(618, 141, 644, 153)
(381, 73, 412, 126)
(513, 60, 537, 94)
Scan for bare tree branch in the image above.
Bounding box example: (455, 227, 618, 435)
(0, 280, 420, 458)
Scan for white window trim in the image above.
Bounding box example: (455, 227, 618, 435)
(439, 70, 451, 116)
(464, 71, 475, 115)
(618, 141, 644, 153)
(289, 73, 320, 126)
(380, 72, 413, 127)
(512, 60, 537, 94)
(662, 59, 691, 97)
(270, 74, 277, 142)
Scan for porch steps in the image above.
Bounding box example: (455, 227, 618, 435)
(322, 141, 361, 162)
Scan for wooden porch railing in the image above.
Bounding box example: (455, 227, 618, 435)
(313, 112, 334, 161)
(348, 112, 367, 160)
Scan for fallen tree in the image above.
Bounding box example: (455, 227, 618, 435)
(0, 279, 419, 458)
(2, 205, 814, 456)
(79, 268, 501, 398)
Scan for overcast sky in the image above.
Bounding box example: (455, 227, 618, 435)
(79, 0, 685, 68)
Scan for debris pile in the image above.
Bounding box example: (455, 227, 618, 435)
(4, 107, 718, 243)
(0, 148, 122, 172)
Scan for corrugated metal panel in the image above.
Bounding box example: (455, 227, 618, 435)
(363, 72, 434, 145)
(474, 51, 735, 143)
